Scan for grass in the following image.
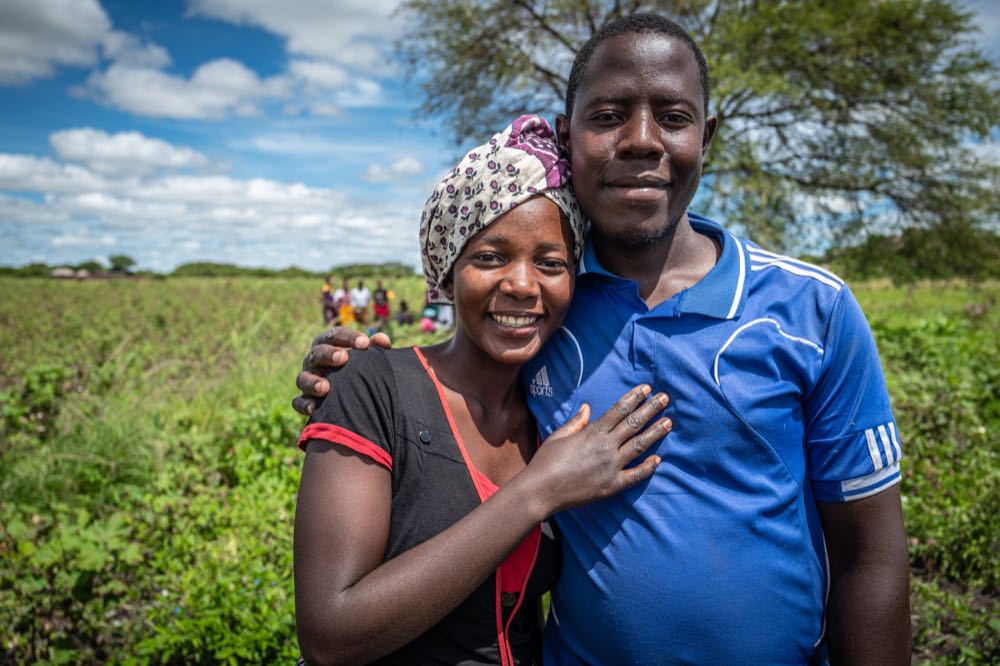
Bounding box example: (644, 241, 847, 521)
(0, 276, 997, 663)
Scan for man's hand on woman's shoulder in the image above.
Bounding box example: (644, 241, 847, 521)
(292, 327, 392, 416)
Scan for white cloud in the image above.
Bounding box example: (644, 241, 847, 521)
(0, 193, 65, 224)
(100, 30, 172, 68)
(83, 58, 291, 120)
(335, 78, 385, 108)
(0, 0, 396, 119)
(364, 157, 425, 182)
(0, 135, 424, 271)
(0, 0, 111, 84)
(289, 59, 349, 90)
(238, 132, 392, 156)
(51, 232, 117, 247)
(0, 154, 110, 192)
(188, 0, 403, 74)
(968, 139, 1000, 164)
(80, 46, 382, 120)
(50, 128, 211, 175)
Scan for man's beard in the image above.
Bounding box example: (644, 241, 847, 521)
(591, 212, 682, 251)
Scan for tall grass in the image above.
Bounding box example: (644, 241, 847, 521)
(0, 277, 997, 663)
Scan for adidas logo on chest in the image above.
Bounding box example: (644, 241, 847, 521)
(529, 366, 553, 397)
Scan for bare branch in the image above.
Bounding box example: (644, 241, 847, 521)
(510, 0, 579, 54)
(529, 59, 570, 102)
(582, 3, 599, 33)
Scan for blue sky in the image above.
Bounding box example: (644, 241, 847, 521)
(1, 0, 998, 272)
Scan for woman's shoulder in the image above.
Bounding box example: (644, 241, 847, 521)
(320, 345, 423, 393)
(310, 347, 419, 431)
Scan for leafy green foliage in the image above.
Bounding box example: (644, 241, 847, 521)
(107, 255, 136, 274)
(855, 282, 999, 664)
(0, 276, 996, 663)
(825, 226, 1000, 284)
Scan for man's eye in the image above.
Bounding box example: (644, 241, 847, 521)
(661, 113, 692, 125)
(593, 111, 620, 123)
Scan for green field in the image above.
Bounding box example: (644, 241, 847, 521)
(1, 276, 997, 663)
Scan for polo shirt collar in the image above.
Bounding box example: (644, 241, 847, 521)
(576, 212, 749, 319)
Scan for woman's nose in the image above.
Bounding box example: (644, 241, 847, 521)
(498, 262, 539, 299)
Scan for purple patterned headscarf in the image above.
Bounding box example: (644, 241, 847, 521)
(419, 114, 587, 304)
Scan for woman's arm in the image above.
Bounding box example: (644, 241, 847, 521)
(294, 385, 670, 666)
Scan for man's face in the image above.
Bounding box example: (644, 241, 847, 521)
(558, 33, 716, 250)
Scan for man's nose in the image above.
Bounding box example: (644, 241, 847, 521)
(618, 109, 663, 160)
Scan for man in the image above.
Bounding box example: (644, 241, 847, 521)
(349, 279, 371, 325)
(294, 14, 909, 664)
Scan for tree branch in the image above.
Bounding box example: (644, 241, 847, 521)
(582, 3, 598, 34)
(510, 0, 578, 54)
(529, 58, 570, 103)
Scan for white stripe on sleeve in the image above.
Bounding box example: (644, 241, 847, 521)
(889, 422, 902, 461)
(842, 461, 901, 492)
(864, 428, 884, 471)
(877, 424, 895, 465)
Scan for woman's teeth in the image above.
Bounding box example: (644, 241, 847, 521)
(492, 314, 538, 327)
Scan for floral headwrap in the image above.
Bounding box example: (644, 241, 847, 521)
(419, 114, 586, 303)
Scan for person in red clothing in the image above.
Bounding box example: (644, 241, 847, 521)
(372, 279, 390, 327)
(294, 115, 670, 665)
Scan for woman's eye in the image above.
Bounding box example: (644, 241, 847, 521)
(538, 259, 568, 270)
(473, 252, 503, 264)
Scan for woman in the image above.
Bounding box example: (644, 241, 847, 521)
(294, 115, 671, 665)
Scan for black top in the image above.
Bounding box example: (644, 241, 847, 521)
(301, 346, 561, 665)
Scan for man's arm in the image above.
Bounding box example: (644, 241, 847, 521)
(818, 485, 911, 665)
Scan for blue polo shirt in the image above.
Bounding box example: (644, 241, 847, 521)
(523, 213, 901, 665)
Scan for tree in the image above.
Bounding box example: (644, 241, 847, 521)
(397, 0, 999, 251)
(108, 254, 136, 273)
(74, 260, 104, 273)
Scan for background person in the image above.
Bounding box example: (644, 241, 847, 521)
(320, 276, 336, 324)
(372, 279, 390, 328)
(395, 299, 414, 326)
(334, 278, 354, 327)
(350, 279, 371, 325)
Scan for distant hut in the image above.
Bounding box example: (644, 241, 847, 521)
(50, 267, 75, 279)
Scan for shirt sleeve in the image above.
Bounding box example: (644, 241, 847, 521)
(297, 348, 397, 470)
(806, 286, 901, 503)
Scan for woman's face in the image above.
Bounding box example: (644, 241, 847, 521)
(449, 196, 575, 365)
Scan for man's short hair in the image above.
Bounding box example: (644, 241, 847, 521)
(565, 13, 710, 118)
